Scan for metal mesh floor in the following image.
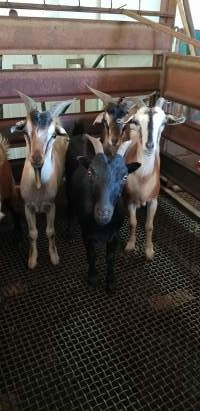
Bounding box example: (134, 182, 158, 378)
(0, 193, 200, 411)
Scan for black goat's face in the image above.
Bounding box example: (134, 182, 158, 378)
(84, 153, 132, 225)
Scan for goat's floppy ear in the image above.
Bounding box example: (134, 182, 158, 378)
(9, 120, 26, 134)
(76, 155, 90, 169)
(93, 112, 105, 125)
(127, 162, 141, 174)
(165, 114, 185, 125)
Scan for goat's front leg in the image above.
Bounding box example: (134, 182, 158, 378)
(105, 235, 118, 292)
(83, 236, 97, 288)
(145, 198, 158, 260)
(45, 203, 59, 265)
(125, 203, 137, 253)
(25, 203, 38, 269)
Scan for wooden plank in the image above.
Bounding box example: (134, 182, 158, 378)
(161, 152, 200, 200)
(0, 16, 172, 55)
(162, 123, 200, 155)
(0, 67, 161, 103)
(160, 53, 200, 109)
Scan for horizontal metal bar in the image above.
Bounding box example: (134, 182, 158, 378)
(0, 68, 161, 103)
(161, 53, 200, 110)
(161, 152, 200, 200)
(0, 16, 172, 55)
(162, 122, 200, 156)
(0, 2, 174, 18)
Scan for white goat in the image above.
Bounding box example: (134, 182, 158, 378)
(10, 91, 73, 268)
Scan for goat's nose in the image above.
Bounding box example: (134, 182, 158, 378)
(31, 150, 43, 166)
(146, 141, 154, 150)
(95, 207, 112, 224)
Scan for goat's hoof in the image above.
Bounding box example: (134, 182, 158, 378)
(50, 253, 59, 265)
(124, 242, 135, 254)
(88, 278, 97, 289)
(28, 258, 37, 269)
(105, 282, 116, 295)
(145, 248, 154, 260)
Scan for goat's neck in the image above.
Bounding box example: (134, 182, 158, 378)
(139, 146, 160, 177)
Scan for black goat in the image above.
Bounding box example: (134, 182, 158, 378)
(65, 133, 140, 291)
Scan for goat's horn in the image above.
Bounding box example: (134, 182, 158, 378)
(86, 84, 114, 105)
(85, 134, 104, 154)
(132, 97, 147, 108)
(117, 140, 132, 157)
(49, 100, 74, 117)
(155, 97, 165, 108)
(15, 90, 37, 113)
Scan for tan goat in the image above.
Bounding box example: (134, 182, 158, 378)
(121, 97, 185, 259)
(10, 92, 73, 268)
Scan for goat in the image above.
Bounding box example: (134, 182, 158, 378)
(86, 86, 134, 155)
(120, 97, 185, 259)
(65, 133, 141, 291)
(0, 135, 21, 233)
(10, 91, 73, 269)
(87, 85, 155, 156)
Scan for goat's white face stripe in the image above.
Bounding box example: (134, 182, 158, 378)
(135, 106, 166, 150)
(26, 119, 55, 159)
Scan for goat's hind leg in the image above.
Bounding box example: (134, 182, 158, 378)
(25, 203, 38, 269)
(145, 198, 157, 260)
(125, 203, 137, 253)
(46, 202, 59, 265)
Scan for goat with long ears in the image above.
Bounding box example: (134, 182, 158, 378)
(10, 91, 74, 269)
(120, 96, 185, 259)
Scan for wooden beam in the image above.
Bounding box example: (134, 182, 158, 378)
(0, 17, 172, 55)
(162, 123, 200, 155)
(160, 53, 200, 109)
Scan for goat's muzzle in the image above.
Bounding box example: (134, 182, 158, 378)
(94, 206, 113, 225)
(31, 152, 44, 189)
(145, 141, 154, 150)
(31, 150, 44, 168)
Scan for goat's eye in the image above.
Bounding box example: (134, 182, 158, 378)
(88, 169, 93, 177)
(123, 175, 128, 181)
(52, 133, 56, 139)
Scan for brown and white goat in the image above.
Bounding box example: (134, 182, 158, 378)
(121, 97, 185, 259)
(87, 86, 134, 155)
(0, 135, 20, 226)
(10, 91, 73, 269)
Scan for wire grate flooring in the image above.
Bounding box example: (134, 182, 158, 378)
(0, 193, 200, 411)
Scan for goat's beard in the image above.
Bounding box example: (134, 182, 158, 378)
(34, 168, 42, 189)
